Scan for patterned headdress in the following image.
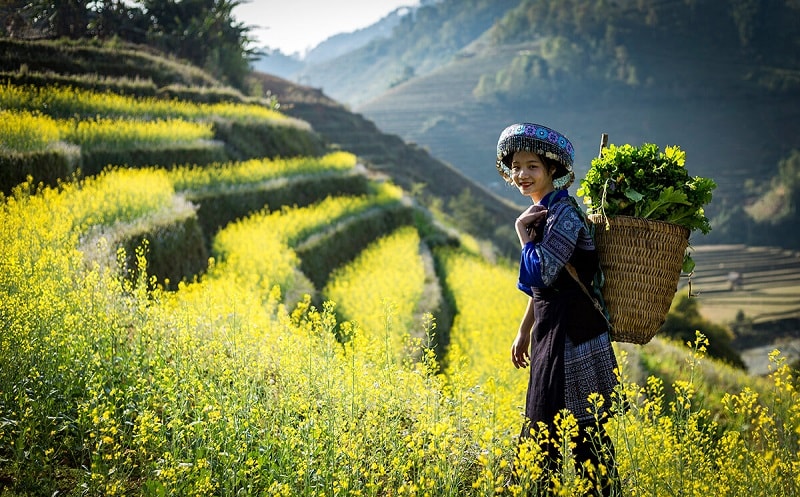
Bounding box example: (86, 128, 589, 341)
(496, 123, 575, 189)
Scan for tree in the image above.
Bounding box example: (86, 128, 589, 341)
(8, 0, 256, 89)
(6, 0, 92, 38)
(89, 0, 149, 44)
(140, 0, 256, 88)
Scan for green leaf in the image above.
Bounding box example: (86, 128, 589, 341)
(624, 188, 644, 202)
(640, 187, 689, 219)
(577, 143, 715, 232)
(682, 254, 696, 273)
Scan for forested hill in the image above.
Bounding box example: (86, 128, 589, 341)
(295, 0, 520, 106)
(306, 0, 800, 106)
(298, 0, 800, 249)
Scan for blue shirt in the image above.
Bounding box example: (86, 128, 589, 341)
(518, 190, 588, 296)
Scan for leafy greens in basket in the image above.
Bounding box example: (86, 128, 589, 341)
(577, 143, 716, 235)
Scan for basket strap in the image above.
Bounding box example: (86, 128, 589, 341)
(564, 263, 614, 333)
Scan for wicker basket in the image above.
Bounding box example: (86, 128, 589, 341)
(588, 214, 690, 344)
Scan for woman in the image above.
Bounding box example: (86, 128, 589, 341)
(496, 123, 619, 493)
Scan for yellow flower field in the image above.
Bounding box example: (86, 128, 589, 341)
(1, 81, 799, 495)
(0, 108, 212, 153)
(324, 226, 426, 360)
(0, 82, 287, 123)
(61, 116, 213, 150)
(0, 109, 61, 153)
(169, 151, 358, 194)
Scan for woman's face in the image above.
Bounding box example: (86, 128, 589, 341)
(509, 150, 555, 201)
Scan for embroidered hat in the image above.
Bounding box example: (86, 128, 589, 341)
(496, 123, 575, 189)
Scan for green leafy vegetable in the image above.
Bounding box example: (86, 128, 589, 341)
(577, 143, 716, 235)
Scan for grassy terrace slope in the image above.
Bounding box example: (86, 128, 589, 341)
(356, 41, 789, 211)
(251, 71, 522, 256)
(355, 40, 528, 195)
(1, 39, 799, 496)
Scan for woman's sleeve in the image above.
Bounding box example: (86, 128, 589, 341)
(517, 242, 541, 295)
(518, 203, 584, 289)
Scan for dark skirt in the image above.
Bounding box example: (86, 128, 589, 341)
(522, 281, 617, 427)
(519, 267, 620, 495)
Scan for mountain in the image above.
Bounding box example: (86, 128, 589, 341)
(297, 0, 519, 106)
(298, 0, 800, 249)
(251, 4, 416, 84)
(250, 48, 304, 80)
(303, 7, 409, 65)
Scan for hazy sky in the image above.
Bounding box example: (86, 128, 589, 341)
(234, 0, 420, 56)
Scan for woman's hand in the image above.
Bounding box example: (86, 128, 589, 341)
(515, 205, 547, 246)
(512, 298, 535, 369)
(511, 329, 531, 369)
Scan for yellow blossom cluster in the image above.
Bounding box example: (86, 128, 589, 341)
(168, 151, 358, 194)
(324, 226, 425, 360)
(0, 109, 61, 153)
(0, 108, 212, 153)
(0, 82, 287, 123)
(60, 115, 213, 150)
(435, 248, 529, 431)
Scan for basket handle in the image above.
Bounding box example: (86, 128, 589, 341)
(564, 263, 613, 332)
(598, 133, 608, 158)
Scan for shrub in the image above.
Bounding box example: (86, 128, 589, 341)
(80, 142, 228, 176)
(0, 145, 80, 194)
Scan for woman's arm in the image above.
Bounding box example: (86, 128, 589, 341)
(511, 297, 535, 369)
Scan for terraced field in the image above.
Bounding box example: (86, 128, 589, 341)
(685, 244, 800, 325)
(682, 243, 800, 374)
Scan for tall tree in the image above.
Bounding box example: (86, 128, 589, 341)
(89, 0, 149, 44)
(5, 0, 92, 38)
(140, 0, 255, 88)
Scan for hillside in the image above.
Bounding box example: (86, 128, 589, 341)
(296, 0, 519, 106)
(251, 70, 800, 371)
(2, 37, 798, 360)
(682, 244, 800, 374)
(300, 0, 800, 250)
(250, 7, 405, 80)
(1, 37, 800, 495)
(250, 71, 522, 256)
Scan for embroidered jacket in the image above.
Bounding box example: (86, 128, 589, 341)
(517, 189, 595, 296)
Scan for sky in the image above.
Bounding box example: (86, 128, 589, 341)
(233, 0, 420, 57)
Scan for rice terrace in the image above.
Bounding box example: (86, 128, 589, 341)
(2, 2, 800, 496)
(683, 245, 800, 375)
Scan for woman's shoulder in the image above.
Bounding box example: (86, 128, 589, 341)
(548, 195, 587, 229)
(550, 195, 582, 217)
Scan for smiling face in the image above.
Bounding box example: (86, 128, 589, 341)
(509, 150, 555, 203)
